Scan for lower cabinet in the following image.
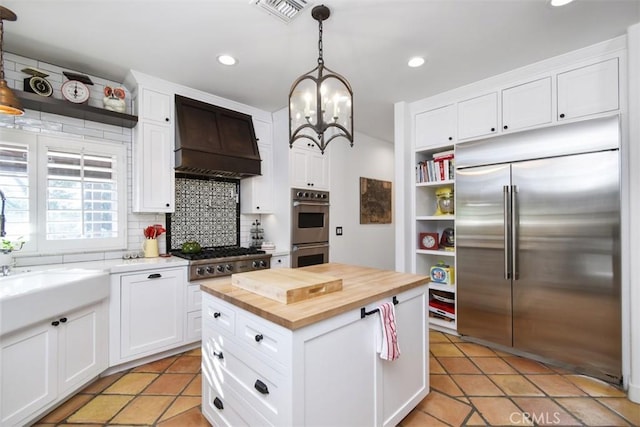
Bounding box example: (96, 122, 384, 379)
(201, 284, 428, 427)
(110, 266, 198, 366)
(0, 301, 108, 426)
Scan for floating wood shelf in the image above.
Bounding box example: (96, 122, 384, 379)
(16, 90, 138, 129)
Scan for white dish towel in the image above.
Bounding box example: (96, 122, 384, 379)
(376, 302, 401, 361)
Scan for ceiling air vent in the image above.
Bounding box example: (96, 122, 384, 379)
(251, 0, 311, 23)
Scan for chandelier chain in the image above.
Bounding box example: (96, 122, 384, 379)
(0, 19, 4, 81)
(317, 19, 324, 65)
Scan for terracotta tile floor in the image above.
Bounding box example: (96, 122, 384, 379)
(35, 332, 639, 426)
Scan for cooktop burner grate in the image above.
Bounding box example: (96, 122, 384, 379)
(171, 246, 266, 261)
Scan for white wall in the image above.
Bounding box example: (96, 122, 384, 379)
(329, 133, 395, 270)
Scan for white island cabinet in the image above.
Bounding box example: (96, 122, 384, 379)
(201, 263, 429, 427)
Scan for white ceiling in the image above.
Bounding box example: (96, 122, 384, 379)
(3, 0, 639, 142)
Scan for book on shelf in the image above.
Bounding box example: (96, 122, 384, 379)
(416, 150, 455, 183)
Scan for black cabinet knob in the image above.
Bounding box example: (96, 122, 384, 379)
(213, 312, 221, 318)
(503, 125, 508, 130)
(448, 137, 453, 141)
(254, 379, 269, 395)
(51, 320, 60, 327)
(165, 203, 170, 207)
(491, 127, 496, 132)
(213, 351, 224, 360)
(255, 334, 264, 342)
(559, 113, 565, 118)
(165, 117, 170, 122)
(256, 206, 260, 210)
(213, 397, 224, 410)
(60, 317, 67, 323)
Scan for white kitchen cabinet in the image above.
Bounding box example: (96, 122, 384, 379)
(457, 92, 498, 140)
(112, 267, 187, 363)
(241, 119, 274, 214)
(502, 77, 552, 132)
(557, 58, 619, 121)
(290, 142, 330, 190)
(0, 301, 107, 427)
(270, 254, 290, 269)
(415, 104, 456, 148)
(132, 85, 175, 213)
(202, 284, 428, 427)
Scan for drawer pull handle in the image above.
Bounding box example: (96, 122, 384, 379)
(148, 273, 162, 279)
(255, 334, 264, 342)
(59, 317, 67, 323)
(51, 320, 60, 327)
(213, 351, 224, 359)
(254, 379, 269, 395)
(213, 397, 224, 410)
(213, 312, 221, 318)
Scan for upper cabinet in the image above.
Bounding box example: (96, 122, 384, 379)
(502, 77, 552, 132)
(557, 58, 619, 121)
(457, 92, 498, 140)
(415, 105, 456, 149)
(241, 119, 274, 214)
(290, 142, 330, 190)
(131, 86, 176, 213)
(139, 88, 173, 125)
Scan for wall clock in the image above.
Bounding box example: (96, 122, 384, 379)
(22, 67, 53, 97)
(419, 232, 439, 250)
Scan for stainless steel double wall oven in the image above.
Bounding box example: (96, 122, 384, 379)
(291, 188, 330, 267)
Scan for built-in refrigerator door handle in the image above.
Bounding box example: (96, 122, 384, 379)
(503, 185, 511, 280)
(511, 185, 519, 280)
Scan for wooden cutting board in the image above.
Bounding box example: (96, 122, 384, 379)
(231, 268, 343, 304)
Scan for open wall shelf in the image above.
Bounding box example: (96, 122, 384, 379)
(16, 90, 138, 129)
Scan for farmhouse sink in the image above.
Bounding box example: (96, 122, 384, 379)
(0, 268, 109, 336)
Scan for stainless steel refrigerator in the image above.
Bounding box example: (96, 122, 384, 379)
(455, 115, 621, 383)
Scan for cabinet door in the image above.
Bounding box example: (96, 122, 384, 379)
(381, 288, 428, 427)
(57, 303, 108, 396)
(457, 92, 498, 140)
(240, 139, 273, 214)
(306, 149, 329, 190)
(290, 146, 310, 188)
(290, 144, 329, 190)
(557, 58, 619, 121)
(133, 122, 175, 212)
(140, 87, 172, 124)
(502, 77, 552, 132)
(0, 324, 57, 426)
(120, 269, 185, 358)
(270, 255, 290, 269)
(302, 314, 376, 426)
(415, 105, 455, 148)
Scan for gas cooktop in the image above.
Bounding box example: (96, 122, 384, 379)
(171, 246, 271, 280)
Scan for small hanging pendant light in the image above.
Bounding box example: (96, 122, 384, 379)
(0, 6, 23, 116)
(288, 4, 353, 154)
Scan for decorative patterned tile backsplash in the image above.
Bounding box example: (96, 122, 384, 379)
(168, 176, 239, 249)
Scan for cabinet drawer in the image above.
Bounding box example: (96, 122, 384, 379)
(186, 284, 202, 312)
(212, 347, 286, 424)
(203, 298, 235, 335)
(236, 313, 288, 367)
(203, 363, 273, 427)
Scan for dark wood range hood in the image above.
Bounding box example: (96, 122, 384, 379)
(174, 95, 261, 178)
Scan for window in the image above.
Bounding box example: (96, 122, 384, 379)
(0, 129, 127, 253)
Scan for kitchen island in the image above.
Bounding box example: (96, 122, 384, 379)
(200, 263, 430, 427)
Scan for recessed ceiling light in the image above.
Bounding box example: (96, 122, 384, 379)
(408, 56, 425, 68)
(550, 0, 575, 6)
(217, 55, 237, 66)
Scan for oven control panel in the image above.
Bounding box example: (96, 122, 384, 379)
(292, 188, 329, 202)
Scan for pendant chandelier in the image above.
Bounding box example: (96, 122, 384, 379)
(288, 4, 353, 154)
(0, 6, 23, 116)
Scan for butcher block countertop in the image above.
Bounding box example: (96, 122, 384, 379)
(199, 263, 429, 330)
